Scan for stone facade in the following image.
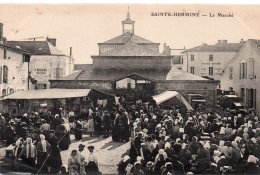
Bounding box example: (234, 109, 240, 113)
(221, 39, 260, 114)
(0, 46, 30, 96)
(92, 56, 171, 69)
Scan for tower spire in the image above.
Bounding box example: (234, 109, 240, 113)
(126, 6, 130, 19)
(122, 7, 135, 34)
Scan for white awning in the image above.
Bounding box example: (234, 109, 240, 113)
(224, 95, 238, 98)
(234, 102, 242, 107)
(192, 99, 206, 102)
(3, 89, 92, 100)
(153, 91, 193, 110)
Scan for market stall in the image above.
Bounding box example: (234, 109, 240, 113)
(152, 91, 193, 111)
(1, 88, 115, 115)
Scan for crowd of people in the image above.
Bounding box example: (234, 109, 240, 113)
(117, 100, 260, 175)
(0, 95, 259, 175)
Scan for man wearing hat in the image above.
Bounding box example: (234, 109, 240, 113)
(134, 132, 144, 157)
(118, 155, 131, 175)
(102, 110, 112, 138)
(74, 120, 83, 141)
(131, 161, 144, 175)
(5, 120, 16, 145)
(77, 144, 86, 175)
(145, 161, 155, 174)
(19, 122, 27, 140)
(77, 144, 85, 162)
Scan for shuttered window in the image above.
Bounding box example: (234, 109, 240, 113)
(3, 65, 8, 83)
(240, 62, 247, 79)
(249, 58, 255, 79)
(0, 66, 2, 84)
(229, 67, 233, 80)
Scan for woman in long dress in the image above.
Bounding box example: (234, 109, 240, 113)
(47, 133, 62, 174)
(74, 121, 83, 140)
(56, 124, 70, 150)
(68, 150, 78, 175)
(88, 115, 95, 137)
(17, 137, 36, 173)
(12, 138, 24, 170)
(86, 145, 99, 173)
(36, 134, 51, 174)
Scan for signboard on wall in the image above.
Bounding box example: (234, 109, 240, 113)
(31, 60, 51, 82)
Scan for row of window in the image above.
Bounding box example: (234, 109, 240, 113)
(239, 58, 255, 79)
(190, 54, 214, 61)
(2, 88, 14, 97)
(240, 88, 256, 109)
(229, 58, 255, 80)
(190, 67, 214, 75)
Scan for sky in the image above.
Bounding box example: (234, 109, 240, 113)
(0, 4, 259, 64)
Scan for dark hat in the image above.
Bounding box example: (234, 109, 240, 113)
(88, 145, 94, 150)
(78, 144, 85, 148)
(172, 155, 178, 160)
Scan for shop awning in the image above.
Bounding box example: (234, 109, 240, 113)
(152, 91, 193, 110)
(192, 99, 206, 102)
(234, 102, 242, 107)
(3, 89, 92, 100)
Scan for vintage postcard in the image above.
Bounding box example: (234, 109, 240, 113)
(0, 4, 259, 175)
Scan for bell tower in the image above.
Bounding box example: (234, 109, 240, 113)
(122, 7, 135, 34)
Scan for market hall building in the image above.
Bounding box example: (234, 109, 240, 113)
(50, 11, 219, 109)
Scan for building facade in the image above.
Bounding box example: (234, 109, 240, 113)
(0, 23, 30, 97)
(50, 11, 219, 109)
(221, 39, 260, 114)
(8, 38, 74, 89)
(183, 40, 243, 83)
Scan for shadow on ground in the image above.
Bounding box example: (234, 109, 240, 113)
(88, 137, 107, 144)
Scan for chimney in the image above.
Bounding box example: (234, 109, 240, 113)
(217, 40, 222, 44)
(46, 37, 56, 47)
(222, 40, 227, 44)
(163, 43, 166, 50)
(240, 38, 244, 43)
(3, 37, 7, 44)
(70, 47, 73, 58)
(0, 23, 3, 42)
(162, 43, 171, 55)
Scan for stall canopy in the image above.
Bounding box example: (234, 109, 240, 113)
(152, 91, 193, 110)
(3, 89, 92, 100)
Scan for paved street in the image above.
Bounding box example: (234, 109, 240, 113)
(61, 135, 130, 174)
(0, 135, 130, 174)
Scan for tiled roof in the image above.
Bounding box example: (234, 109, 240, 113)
(7, 41, 65, 55)
(122, 18, 135, 23)
(0, 43, 30, 54)
(58, 70, 83, 80)
(249, 39, 260, 47)
(166, 67, 208, 81)
(102, 32, 156, 44)
(57, 66, 209, 82)
(59, 65, 170, 81)
(186, 43, 243, 52)
(98, 41, 164, 57)
(74, 64, 93, 71)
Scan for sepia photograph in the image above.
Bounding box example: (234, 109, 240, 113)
(0, 3, 259, 174)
